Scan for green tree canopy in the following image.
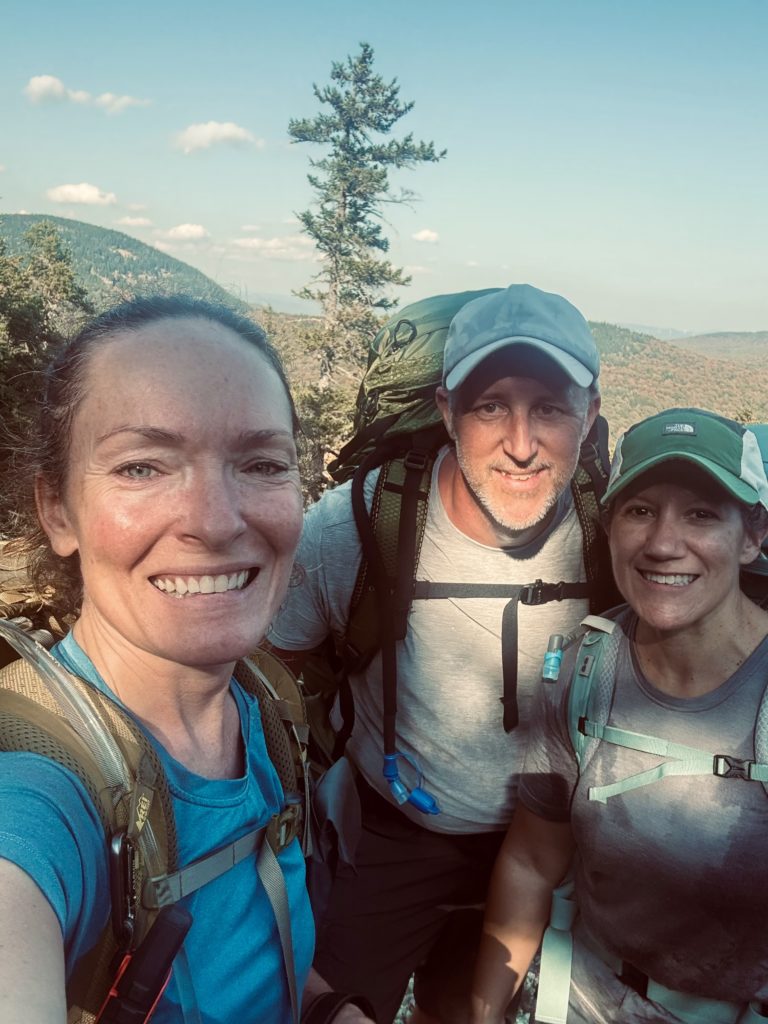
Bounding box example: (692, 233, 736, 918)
(289, 41, 446, 376)
(0, 221, 94, 536)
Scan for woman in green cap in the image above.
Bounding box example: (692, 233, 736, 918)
(470, 408, 768, 1024)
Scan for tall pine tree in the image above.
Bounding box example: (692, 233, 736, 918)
(289, 42, 445, 377)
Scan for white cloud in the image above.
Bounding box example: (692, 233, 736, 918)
(24, 75, 66, 102)
(404, 265, 430, 274)
(232, 234, 315, 262)
(175, 121, 261, 154)
(153, 240, 173, 253)
(24, 75, 149, 114)
(47, 182, 117, 205)
(117, 216, 152, 227)
(241, 224, 262, 232)
(166, 223, 209, 240)
(94, 92, 150, 114)
(0, 164, 5, 172)
(412, 228, 439, 244)
(465, 260, 479, 267)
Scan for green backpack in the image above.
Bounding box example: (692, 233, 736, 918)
(307, 290, 621, 810)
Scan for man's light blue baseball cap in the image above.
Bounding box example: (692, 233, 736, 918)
(442, 283, 600, 391)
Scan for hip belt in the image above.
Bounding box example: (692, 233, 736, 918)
(583, 929, 768, 1024)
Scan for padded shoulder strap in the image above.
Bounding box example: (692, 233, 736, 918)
(571, 415, 622, 613)
(0, 620, 177, 1022)
(344, 448, 435, 671)
(236, 651, 311, 854)
(566, 615, 621, 768)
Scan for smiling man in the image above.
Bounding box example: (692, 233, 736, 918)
(268, 284, 607, 1024)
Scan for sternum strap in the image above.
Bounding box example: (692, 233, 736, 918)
(581, 719, 768, 803)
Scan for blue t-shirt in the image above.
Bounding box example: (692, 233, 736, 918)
(0, 634, 314, 1023)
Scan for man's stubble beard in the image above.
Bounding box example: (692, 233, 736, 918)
(454, 445, 578, 538)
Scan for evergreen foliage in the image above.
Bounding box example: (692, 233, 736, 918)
(0, 221, 95, 536)
(289, 42, 446, 377)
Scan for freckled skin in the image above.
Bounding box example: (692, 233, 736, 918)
(37, 317, 303, 675)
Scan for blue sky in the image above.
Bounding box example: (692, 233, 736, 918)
(2, 0, 767, 332)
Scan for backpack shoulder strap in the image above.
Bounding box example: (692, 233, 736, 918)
(571, 414, 622, 613)
(344, 445, 435, 670)
(235, 651, 311, 855)
(566, 615, 621, 768)
(0, 619, 177, 1022)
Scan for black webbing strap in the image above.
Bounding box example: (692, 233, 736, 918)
(351, 451, 399, 755)
(414, 578, 591, 733)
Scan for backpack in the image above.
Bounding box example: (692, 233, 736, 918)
(0, 618, 310, 1024)
(535, 601, 768, 1024)
(313, 290, 621, 811)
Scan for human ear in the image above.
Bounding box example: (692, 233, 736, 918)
(581, 392, 601, 442)
(435, 386, 456, 441)
(34, 476, 79, 557)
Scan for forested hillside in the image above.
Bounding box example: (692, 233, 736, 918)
(661, 329, 768, 363)
(588, 322, 767, 438)
(0, 214, 247, 311)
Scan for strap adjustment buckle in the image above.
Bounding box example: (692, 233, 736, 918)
(266, 803, 301, 854)
(403, 449, 429, 472)
(520, 579, 545, 605)
(713, 754, 754, 780)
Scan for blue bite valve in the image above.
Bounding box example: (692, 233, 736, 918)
(408, 787, 440, 815)
(382, 752, 441, 814)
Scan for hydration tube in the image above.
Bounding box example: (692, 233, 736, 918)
(382, 750, 440, 815)
(0, 620, 166, 886)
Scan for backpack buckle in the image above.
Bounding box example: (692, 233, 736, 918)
(520, 580, 545, 605)
(266, 802, 301, 854)
(713, 754, 754, 780)
(403, 449, 429, 472)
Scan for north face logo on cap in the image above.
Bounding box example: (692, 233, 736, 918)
(663, 423, 696, 435)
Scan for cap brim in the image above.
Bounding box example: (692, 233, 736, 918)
(444, 336, 594, 391)
(603, 451, 761, 506)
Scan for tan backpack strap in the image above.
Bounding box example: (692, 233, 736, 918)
(235, 652, 312, 854)
(143, 804, 300, 909)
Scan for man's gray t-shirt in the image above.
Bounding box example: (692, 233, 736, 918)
(269, 447, 590, 834)
(521, 607, 768, 1017)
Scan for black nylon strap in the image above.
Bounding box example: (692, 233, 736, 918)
(412, 578, 592, 733)
(501, 592, 522, 732)
(301, 991, 376, 1024)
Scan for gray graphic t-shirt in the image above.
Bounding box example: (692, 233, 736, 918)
(521, 607, 768, 1016)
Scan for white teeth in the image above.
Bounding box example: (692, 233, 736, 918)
(151, 570, 252, 596)
(641, 572, 697, 586)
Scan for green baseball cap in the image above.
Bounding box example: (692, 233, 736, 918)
(603, 408, 768, 509)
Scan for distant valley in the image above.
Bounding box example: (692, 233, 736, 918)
(2, 214, 765, 438)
